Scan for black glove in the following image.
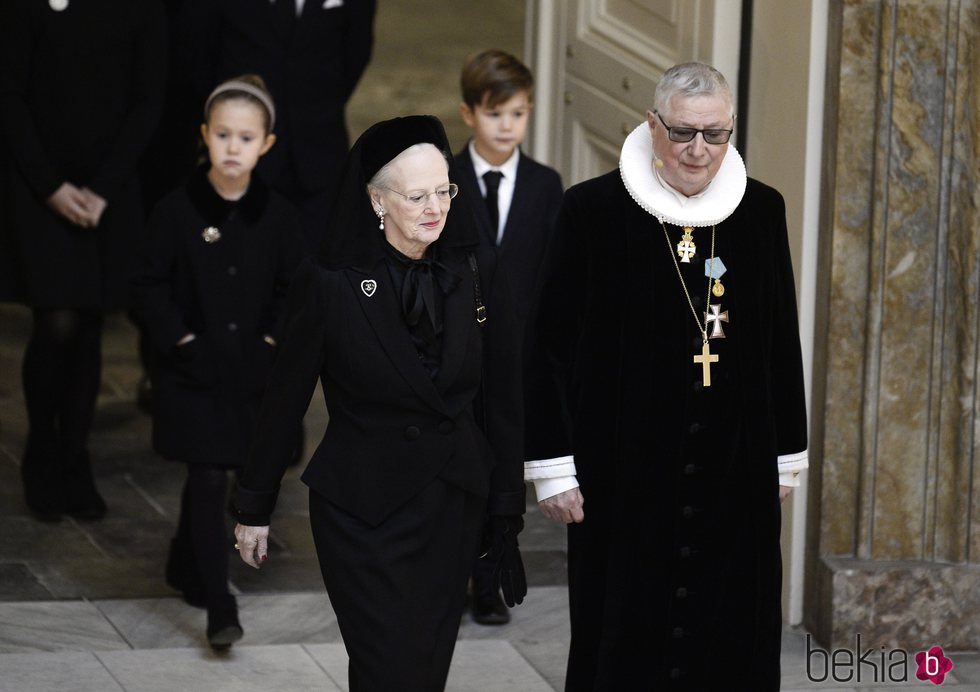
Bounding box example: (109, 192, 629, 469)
(483, 515, 527, 607)
(173, 338, 218, 390)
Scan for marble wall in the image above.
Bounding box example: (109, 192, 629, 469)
(807, 0, 980, 648)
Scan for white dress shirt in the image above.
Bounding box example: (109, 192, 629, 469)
(468, 141, 520, 245)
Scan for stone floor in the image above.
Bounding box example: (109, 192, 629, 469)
(3, 0, 980, 689)
(4, 308, 980, 691)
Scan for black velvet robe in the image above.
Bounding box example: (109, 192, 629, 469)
(524, 171, 808, 690)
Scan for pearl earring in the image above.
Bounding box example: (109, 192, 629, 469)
(376, 207, 385, 230)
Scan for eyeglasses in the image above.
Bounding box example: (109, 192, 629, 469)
(654, 110, 734, 145)
(383, 183, 458, 207)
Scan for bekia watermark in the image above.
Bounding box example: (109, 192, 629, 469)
(806, 634, 954, 685)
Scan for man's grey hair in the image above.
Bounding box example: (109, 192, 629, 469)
(652, 62, 734, 118)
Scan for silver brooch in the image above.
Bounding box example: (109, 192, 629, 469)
(360, 279, 377, 297)
(201, 226, 222, 244)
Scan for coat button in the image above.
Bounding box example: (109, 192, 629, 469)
(227, 322, 238, 332)
(682, 505, 694, 518)
(691, 337, 702, 349)
(692, 295, 703, 308)
(688, 422, 702, 434)
(679, 546, 692, 559)
(692, 380, 703, 392)
(227, 265, 238, 276)
(675, 587, 688, 599)
(683, 463, 697, 475)
(438, 420, 454, 434)
(671, 626, 684, 639)
(669, 668, 682, 680)
(404, 426, 421, 440)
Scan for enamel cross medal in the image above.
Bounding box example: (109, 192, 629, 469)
(677, 227, 696, 263)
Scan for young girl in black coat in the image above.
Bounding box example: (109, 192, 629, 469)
(133, 75, 304, 649)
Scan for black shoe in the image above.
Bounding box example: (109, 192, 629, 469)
(207, 595, 243, 650)
(64, 452, 107, 521)
(165, 538, 208, 609)
(21, 442, 66, 521)
(471, 592, 511, 625)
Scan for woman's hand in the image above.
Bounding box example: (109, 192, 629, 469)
(779, 485, 794, 504)
(234, 523, 269, 569)
(47, 182, 94, 227)
(80, 187, 108, 227)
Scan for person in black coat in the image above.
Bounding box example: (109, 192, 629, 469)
(0, 0, 166, 521)
(523, 63, 809, 690)
(233, 115, 527, 690)
(133, 75, 305, 650)
(454, 49, 564, 625)
(180, 0, 377, 250)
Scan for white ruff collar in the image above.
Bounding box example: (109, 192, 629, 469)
(619, 122, 747, 227)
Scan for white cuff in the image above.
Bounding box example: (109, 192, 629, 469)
(777, 449, 808, 473)
(779, 470, 803, 487)
(524, 455, 576, 480)
(532, 475, 580, 502)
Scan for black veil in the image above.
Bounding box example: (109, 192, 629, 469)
(317, 115, 481, 269)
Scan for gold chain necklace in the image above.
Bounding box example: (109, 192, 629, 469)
(659, 220, 719, 387)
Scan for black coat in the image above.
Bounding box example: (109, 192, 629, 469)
(454, 146, 563, 323)
(132, 171, 305, 466)
(181, 0, 375, 196)
(524, 172, 808, 690)
(0, 0, 167, 309)
(236, 244, 525, 527)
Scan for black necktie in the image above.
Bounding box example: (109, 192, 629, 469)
(482, 170, 503, 244)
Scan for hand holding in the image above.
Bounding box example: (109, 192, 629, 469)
(80, 187, 108, 227)
(47, 182, 93, 227)
(485, 515, 527, 607)
(539, 487, 585, 524)
(234, 523, 269, 569)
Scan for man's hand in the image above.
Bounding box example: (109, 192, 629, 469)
(779, 485, 793, 504)
(234, 523, 269, 569)
(539, 487, 584, 524)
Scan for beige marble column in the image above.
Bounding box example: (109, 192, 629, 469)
(806, 0, 980, 649)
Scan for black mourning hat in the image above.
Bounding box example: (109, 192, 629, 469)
(361, 115, 449, 181)
(317, 115, 480, 268)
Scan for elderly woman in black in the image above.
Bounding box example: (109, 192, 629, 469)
(233, 115, 527, 690)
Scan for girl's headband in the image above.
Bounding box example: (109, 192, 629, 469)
(203, 80, 276, 131)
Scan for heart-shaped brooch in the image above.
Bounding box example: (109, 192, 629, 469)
(360, 279, 377, 297)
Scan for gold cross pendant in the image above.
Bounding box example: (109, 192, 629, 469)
(693, 341, 719, 387)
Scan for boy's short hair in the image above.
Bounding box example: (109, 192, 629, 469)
(460, 49, 534, 109)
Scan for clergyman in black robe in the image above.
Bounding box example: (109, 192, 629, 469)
(523, 62, 809, 691)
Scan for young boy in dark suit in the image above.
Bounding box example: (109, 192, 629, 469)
(455, 49, 564, 624)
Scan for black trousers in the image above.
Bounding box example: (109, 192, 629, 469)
(309, 479, 485, 691)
